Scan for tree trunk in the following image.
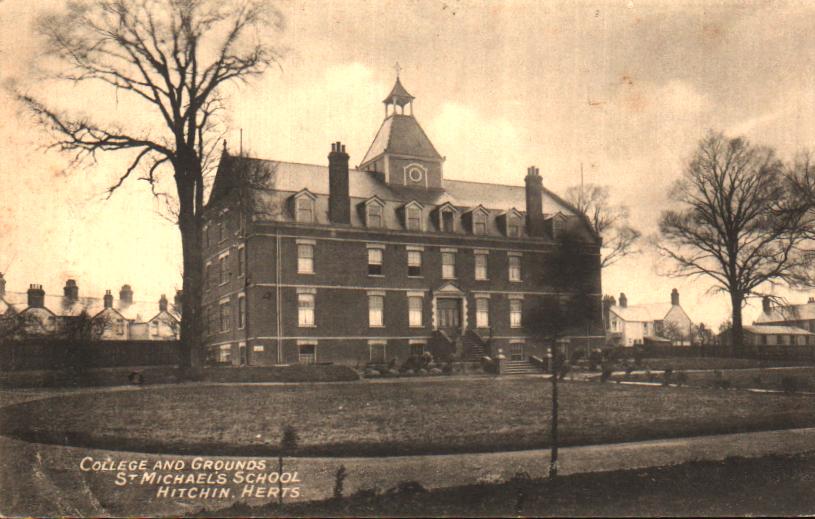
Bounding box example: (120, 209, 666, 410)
(176, 159, 204, 375)
(730, 292, 744, 358)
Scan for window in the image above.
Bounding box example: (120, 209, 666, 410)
(151, 321, 159, 336)
(406, 205, 422, 231)
(508, 217, 521, 237)
(410, 342, 425, 357)
(475, 253, 488, 280)
(295, 196, 314, 223)
(116, 319, 125, 335)
(368, 247, 383, 276)
(473, 211, 487, 235)
(509, 255, 522, 282)
(237, 246, 245, 277)
(219, 254, 229, 285)
(298, 293, 315, 327)
(203, 225, 209, 248)
(238, 295, 246, 329)
(219, 222, 226, 242)
(367, 203, 383, 228)
(476, 298, 489, 328)
(297, 243, 314, 274)
(441, 210, 455, 232)
(253, 344, 264, 352)
(407, 250, 422, 277)
(510, 299, 523, 328)
(442, 251, 456, 279)
(298, 343, 316, 364)
(369, 294, 384, 327)
(205, 263, 211, 290)
(219, 301, 231, 332)
(369, 342, 386, 363)
(218, 344, 232, 364)
(408, 296, 423, 327)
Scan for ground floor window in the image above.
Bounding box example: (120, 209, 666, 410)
(410, 342, 425, 357)
(253, 344, 264, 352)
(218, 344, 232, 364)
(299, 343, 316, 364)
(369, 341, 386, 363)
(239, 342, 247, 366)
(510, 342, 525, 361)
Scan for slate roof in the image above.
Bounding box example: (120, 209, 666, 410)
(754, 303, 815, 324)
(745, 325, 815, 336)
(610, 303, 673, 323)
(0, 291, 179, 323)
(360, 114, 443, 165)
(210, 156, 584, 237)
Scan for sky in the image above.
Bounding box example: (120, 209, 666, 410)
(2, 0, 815, 326)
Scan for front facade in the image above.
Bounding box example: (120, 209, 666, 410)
(201, 77, 603, 367)
(606, 289, 693, 347)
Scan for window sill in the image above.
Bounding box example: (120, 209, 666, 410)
(368, 274, 385, 278)
(475, 278, 489, 282)
(297, 271, 316, 275)
(509, 280, 523, 283)
(298, 325, 317, 328)
(369, 325, 386, 329)
(409, 325, 424, 328)
(407, 275, 424, 279)
(442, 277, 457, 281)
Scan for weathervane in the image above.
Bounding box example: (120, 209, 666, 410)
(394, 61, 402, 77)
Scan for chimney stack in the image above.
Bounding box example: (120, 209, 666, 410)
(524, 166, 544, 237)
(159, 294, 168, 312)
(119, 284, 133, 305)
(0, 273, 5, 298)
(328, 141, 351, 224)
(671, 288, 679, 306)
(27, 284, 45, 308)
(174, 290, 183, 314)
(64, 279, 79, 301)
(762, 296, 771, 314)
(619, 292, 628, 308)
(602, 295, 616, 329)
(104, 290, 113, 308)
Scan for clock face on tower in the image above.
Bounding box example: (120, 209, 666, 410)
(405, 163, 427, 185)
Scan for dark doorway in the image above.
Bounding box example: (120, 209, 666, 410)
(437, 298, 462, 334)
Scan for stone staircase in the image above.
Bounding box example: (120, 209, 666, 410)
(501, 359, 546, 375)
(463, 330, 489, 361)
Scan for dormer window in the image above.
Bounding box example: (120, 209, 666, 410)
(442, 211, 454, 232)
(292, 190, 317, 223)
(402, 201, 424, 231)
(472, 209, 488, 235)
(502, 208, 524, 238)
(435, 202, 458, 233)
(363, 196, 385, 228)
(551, 212, 567, 238)
(508, 218, 521, 237)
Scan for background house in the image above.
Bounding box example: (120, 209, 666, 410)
(754, 296, 815, 332)
(0, 274, 180, 341)
(605, 289, 692, 347)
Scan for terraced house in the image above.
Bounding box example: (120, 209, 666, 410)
(201, 77, 603, 367)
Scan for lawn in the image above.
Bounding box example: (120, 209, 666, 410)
(2, 378, 814, 457)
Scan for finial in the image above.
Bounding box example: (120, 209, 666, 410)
(394, 61, 402, 78)
(223, 139, 228, 154)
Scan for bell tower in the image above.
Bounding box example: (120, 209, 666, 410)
(359, 67, 444, 190)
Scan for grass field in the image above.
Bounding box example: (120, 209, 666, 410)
(2, 378, 814, 456)
(209, 451, 815, 517)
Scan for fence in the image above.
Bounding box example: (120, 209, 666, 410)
(0, 339, 181, 371)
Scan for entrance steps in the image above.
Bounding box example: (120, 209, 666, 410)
(501, 359, 546, 375)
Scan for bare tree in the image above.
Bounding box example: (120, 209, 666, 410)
(15, 0, 283, 371)
(565, 184, 641, 268)
(657, 131, 815, 355)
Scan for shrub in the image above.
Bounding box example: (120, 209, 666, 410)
(675, 371, 688, 386)
(333, 465, 348, 499)
(442, 363, 453, 375)
(662, 368, 673, 386)
(386, 480, 427, 495)
(351, 487, 381, 500)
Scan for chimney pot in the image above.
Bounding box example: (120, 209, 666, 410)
(159, 294, 168, 312)
(525, 165, 544, 236)
(671, 288, 679, 306)
(104, 290, 113, 309)
(119, 284, 133, 305)
(619, 292, 628, 308)
(762, 296, 771, 314)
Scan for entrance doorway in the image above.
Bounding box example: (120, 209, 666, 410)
(437, 298, 462, 335)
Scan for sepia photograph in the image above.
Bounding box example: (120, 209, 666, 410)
(2, 0, 815, 516)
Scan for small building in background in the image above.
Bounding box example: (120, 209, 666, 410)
(0, 274, 180, 341)
(604, 289, 692, 347)
(754, 296, 815, 332)
(719, 324, 815, 347)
